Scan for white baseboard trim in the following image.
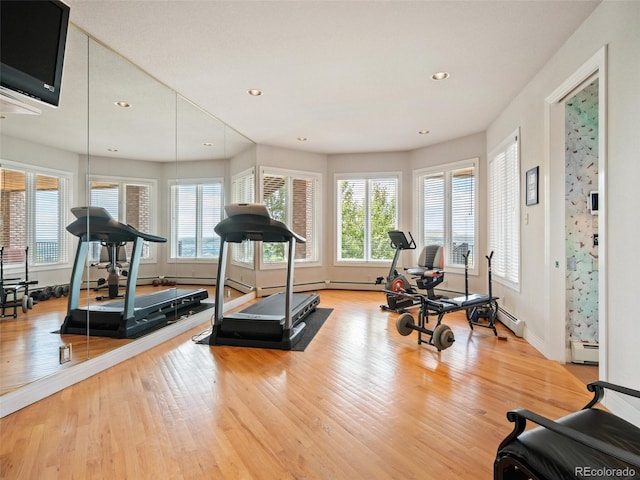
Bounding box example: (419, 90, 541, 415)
(524, 329, 546, 358)
(0, 292, 254, 418)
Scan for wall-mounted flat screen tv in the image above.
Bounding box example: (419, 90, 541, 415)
(0, 0, 70, 108)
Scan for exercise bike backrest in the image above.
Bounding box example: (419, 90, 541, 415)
(417, 244, 444, 270)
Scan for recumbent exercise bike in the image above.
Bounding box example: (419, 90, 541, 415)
(376, 230, 445, 312)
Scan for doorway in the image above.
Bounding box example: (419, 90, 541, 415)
(544, 46, 606, 380)
(564, 77, 599, 351)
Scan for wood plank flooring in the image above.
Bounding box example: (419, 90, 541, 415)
(0, 290, 594, 479)
(0, 285, 237, 395)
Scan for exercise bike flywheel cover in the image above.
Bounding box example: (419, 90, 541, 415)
(391, 278, 405, 293)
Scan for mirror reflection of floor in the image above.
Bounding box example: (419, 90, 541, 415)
(0, 284, 242, 395)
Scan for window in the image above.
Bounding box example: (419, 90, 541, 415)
(337, 174, 398, 262)
(488, 131, 520, 290)
(0, 162, 70, 266)
(170, 179, 223, 260)
(230, 168, 255, 265)
(89, 177, 155, 261)
(260, 167, 320, 265)
(416, 159, 477, 269)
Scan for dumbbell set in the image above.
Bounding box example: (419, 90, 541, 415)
(29, 284, 70, 302)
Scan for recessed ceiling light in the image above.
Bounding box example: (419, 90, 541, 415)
(202, 142, 213, 147)
(418, 130, 430, 135)
(115, 101, 131, 108)
(431, 72, 450, 81)
(248, 89, 263, 96)
(297, 137, 307, 142)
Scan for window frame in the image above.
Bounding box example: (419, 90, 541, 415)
(88, 174, 158, 263)
(0, 159, 73, 271)
(335, 171, 401, 266)
(169, 177, 224, 263)
(230, 167, 255, 268)
(488, 129, 521, 291)
(414, 158, 478, 275)
(258, 166, 321, 270)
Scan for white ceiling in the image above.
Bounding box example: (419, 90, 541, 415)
(64, 0, 600, 155)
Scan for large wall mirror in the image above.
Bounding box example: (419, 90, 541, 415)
(0, 23, 255, 407)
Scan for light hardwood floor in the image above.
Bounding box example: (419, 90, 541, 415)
(0, 284, 238, 395)
(0, 290, 595, 479)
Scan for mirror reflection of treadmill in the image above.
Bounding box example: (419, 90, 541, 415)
(61, 207, 208, 338)
(210, 203, 320, 349)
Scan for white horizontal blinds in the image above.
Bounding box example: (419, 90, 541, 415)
(35, 174, 63, 263)
(369, 178, 397, 260)
(201, 183, 223, 258)
(0, 166, 68, 266)
(89, 182, 120, 261)
(422, 173, 445, 248)
(172, 182, 223, 259)
(262, 174, 286, 263)
(337, 177, 397, 261)
(338, 179, 365, 260)
(489, 135, 520, 287)
(451, 167, 475, 266)
(90, 182, 119, 217)
(174, 184, 197, 258)
(420, 163, 476, 268)
(231, 169, 254, 264)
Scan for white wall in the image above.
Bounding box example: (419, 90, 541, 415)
(486, 0, 640, 423)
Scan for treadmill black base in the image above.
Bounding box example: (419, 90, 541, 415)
(61, 288, 209, 338)
(61, 311, 167, 338)
(210, 320, 307, 350)
(209, 292, 320, 349)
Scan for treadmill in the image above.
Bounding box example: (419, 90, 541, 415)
(209, 203, 320, 349)
(61, 207, 208, 338)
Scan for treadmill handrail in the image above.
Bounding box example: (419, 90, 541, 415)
(214, 213, 305, 244)
(67, 207, 166, 244)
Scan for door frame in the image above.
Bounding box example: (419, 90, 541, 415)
(544, 46, 607, 380)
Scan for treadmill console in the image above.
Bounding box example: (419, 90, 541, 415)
(225, 203, 271, 218)
(71, 206, 113, 220)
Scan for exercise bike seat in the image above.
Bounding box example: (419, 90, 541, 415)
(405, 266, 443, 278)
(405, 245, 444, 278)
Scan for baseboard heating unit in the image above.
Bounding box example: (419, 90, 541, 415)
(497, 307, 524, 337)
(571, 341, 599, 364)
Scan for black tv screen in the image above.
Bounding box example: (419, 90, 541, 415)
(0, 0, 70, 107)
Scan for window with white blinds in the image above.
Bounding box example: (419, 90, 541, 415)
(230, 168, 255, 265)
(416, 159, 477, 269)
(0, 163, 70, 266)
(488, 131, 520, 290)
(260, 167, 320, 265)
(337, 174, 398, 262)
(170, 179, 224, 260)
(89, 178, 154, 261)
